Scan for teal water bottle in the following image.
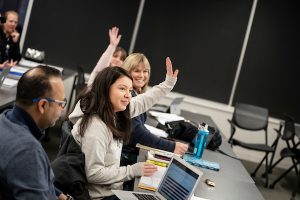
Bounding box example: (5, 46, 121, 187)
(193, 125, 209, 159)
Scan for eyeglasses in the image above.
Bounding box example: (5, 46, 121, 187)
(32, 97, 67, 108)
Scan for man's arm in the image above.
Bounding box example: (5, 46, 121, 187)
(6, 147, 56, 200)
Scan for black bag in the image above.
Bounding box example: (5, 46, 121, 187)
(205, 124, 222, 151)
(51, 123, 91, 200)
(164, 120, 198, 142)
(159, 120, 222, 151)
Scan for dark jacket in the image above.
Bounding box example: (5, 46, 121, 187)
(128, 91, 175, 152)
(51, 121, 91, 200)
(0, 106, 56, 200)
(0, 29, 21, 63)
(129, 112, 175, 152)
(121, 91, 175, 166)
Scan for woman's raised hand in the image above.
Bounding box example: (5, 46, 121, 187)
(165, 57, 179, 78)
(109, 26, 121, 47)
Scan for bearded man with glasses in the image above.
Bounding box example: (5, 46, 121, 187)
(0, 65, 71, 199)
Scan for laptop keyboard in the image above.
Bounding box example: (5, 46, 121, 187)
(133, 193, 159, 200)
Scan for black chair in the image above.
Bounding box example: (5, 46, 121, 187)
(291, 171, 300, 200)
(268, 114, 300, 189)
(67, 67, 86, 112)
(228, 103, 281, 187)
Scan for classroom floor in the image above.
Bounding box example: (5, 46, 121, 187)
(241, 159, 300, 200)
(44, 126, 299, 200)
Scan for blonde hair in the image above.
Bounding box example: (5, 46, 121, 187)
(122, 53, 151, 93)
(4, 10, 19, 20)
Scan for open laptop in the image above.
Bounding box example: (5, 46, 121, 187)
(0, 67, 11, 88)
(112, 155, 203, 200)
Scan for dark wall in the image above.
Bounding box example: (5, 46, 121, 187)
(23, 0, 140, 71)
(23, 0, 300, 122)
(233, 0, 300, 121)
(134, 0, 252, 104)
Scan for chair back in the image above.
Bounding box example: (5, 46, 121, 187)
(228, 103, 278, 187)
(59, 120, 74, 150)
(233, 103, 269, 131)
(67, 67, 86, 112)
(75, 67, 86, 97)
(281, 114, 295, 141)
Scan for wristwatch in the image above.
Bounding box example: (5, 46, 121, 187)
(66, 194, 74, 200)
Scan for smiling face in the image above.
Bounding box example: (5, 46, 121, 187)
(122, 53, 151, 94)
(130, 63, 149, 92)
(109, 76, 133, 112)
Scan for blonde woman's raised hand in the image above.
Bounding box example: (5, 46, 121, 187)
(165, 57, 179, 78)
(109, 26, 121, 47)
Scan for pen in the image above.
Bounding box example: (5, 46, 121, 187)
(147, 160, 167, 167)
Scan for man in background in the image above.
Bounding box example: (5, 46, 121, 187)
(0, 10, 21, 64)
(0, 65, 69, 199)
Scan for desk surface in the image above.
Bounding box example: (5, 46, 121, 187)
(137, 110, 264, 200)
(0, 68, 75, 110)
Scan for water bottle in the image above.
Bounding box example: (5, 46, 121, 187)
(193, 124, 209, 159)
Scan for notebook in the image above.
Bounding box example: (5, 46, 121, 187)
(112, 155, 203, 200)
(0, 67, 11, 88)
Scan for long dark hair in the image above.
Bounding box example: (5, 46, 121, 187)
(74, 67, 133, 142)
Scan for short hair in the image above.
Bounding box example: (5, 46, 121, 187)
(16, 65, 62, 106)
(3, 10, 19, 20)
(122, 53, 151, 93)
(75, 66, 133, 142)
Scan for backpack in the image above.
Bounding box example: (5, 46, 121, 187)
(158, 120, 222, 151)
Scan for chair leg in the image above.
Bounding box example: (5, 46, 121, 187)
(262, 157, 284, 177)
(290, 170, 300, 200)
(291, 158, 299, 175)
(252, 153, 267, 178)
(269, 165, 294, 189)
(265, 153, 269, 187)
(251, 153, 269, 187)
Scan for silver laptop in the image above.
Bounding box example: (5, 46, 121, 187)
(169, 97, 184, 115)
(0, 67, 11, 88)
(150, 97, 184, 113)
(112, 155, 203, 200)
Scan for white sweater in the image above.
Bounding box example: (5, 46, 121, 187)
(69, 75, 177, 199)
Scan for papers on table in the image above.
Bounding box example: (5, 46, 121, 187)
(3, 78, 18, 87)
(148, 111, 185, 125)
(10, 66, 28, 77)
(18, 58, 64, 72)
(144, 124, 168, 138)
(138, 165, 166, 191)
(18, 58, 41, 68)
(147, 151, 171, 165)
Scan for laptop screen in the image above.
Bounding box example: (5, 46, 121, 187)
(157, 158, 199, 200)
